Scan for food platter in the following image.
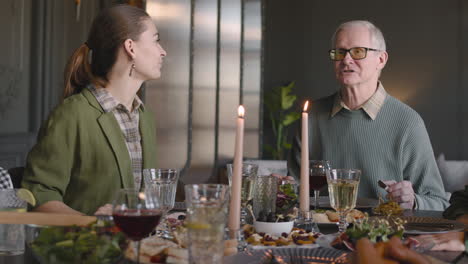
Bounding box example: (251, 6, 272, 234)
(224, 247, 349, 264)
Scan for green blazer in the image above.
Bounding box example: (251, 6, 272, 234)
(22, 88, 157, 215)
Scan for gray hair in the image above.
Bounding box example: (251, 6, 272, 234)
(331, 20, 386, 51)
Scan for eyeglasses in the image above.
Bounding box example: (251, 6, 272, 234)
(329, 47, 380, 61)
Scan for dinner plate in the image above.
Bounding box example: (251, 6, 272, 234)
(224, 247, 349, 264)
(403, 217, 467, 235)
(310, 197, 378, 209)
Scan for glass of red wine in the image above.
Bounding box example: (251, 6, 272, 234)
(309, 160, 331, 209)
(112, 188, 163, 264)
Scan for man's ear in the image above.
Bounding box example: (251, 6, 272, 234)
(123, 38, 136, 60)
(377, 51, 388, 70)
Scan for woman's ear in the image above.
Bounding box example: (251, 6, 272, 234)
(123, 39, 136, 60)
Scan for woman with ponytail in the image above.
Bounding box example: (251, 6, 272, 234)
(22, 5, 166, 215)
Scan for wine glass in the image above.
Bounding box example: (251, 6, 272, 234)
(226, 163, 258, 225)
(143, 168, 179, 238)
(326, 169, 361, 233)
(112, 188, 163, 264)
(309, 160, 331, 209)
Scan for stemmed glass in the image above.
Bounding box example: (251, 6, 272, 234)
(309, 160, 331, 209)
(226, 163, 258, 225)
(326, 169, 361, 233)
(143, 168, 179, 239)
(112, 188, 163, 264)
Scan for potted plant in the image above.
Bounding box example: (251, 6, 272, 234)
(264, 81, 301, 160)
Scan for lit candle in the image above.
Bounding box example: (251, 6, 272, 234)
(228, 105, 245, 232)
(300, 101, 310, 213)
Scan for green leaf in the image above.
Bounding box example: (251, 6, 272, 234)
(280, 81, 297, 110)
(283, 142, 292, 149)
(264, 144, 278, 158)
(282, 112, 300, 126)
(265, 86, 282, 113)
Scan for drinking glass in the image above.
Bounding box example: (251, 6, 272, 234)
(143, 168, 179, 238)
(326, 169, 361, 233)
(185, 184, 229, 264)
(252, 175, 277, 220)
(226, 163, 258, 225)
(112, 188, 163, 264)
(0, 189, 27, 256)
(309, 160, 331, 209)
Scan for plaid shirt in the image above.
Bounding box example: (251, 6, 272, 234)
(0, 167, 13, 189)
(89, 87, 143, 189)
(331, 81, 387, 120)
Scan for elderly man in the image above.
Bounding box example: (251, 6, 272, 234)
(289, 20, 448, 210)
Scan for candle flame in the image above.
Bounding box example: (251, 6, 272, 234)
(238, 105, 245, 118)
(303, 101, 309, 112)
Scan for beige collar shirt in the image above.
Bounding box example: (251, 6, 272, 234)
(89, 86, 144, 189)
(331, 82, 387, 120)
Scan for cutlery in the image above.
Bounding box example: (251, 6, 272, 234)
(377, 180, 387, 190)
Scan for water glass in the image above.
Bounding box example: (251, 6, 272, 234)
(326, 169, 361, 233)
(0, 189, 27, 256)
(143, 168, 179, 238)
(185, 184, 229, 264)
(252, 175, 277, 220)
(226, 163, 258, 224)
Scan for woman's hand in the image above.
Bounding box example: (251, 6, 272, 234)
(416, 231, 465, 251)
(354, 237, 430, 264)
(94, 203, 113, 216)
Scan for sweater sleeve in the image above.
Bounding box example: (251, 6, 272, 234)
(443, 185, 468, 219)
(401, 117, 449, 210)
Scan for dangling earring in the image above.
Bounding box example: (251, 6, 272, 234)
(129, 61, 135, 77)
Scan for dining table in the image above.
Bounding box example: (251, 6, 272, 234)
(0, 208, 466, 264)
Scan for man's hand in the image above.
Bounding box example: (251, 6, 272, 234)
(382, 180, 415, 209)
(270, 173, 296, 183)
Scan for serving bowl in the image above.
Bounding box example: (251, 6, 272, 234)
(253, 220, 294, 236)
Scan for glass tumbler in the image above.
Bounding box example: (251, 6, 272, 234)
(185, 184, 229, 264)
(0, 189, 28, 256)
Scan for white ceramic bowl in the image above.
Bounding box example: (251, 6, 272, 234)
(254, 220, 294, 236)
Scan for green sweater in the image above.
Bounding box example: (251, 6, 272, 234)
(21, 88, 157, 215)
(289, 93, 449, 210)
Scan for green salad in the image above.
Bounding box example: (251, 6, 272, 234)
(346, 216, 405, 243)
(30, 221, 126, 264)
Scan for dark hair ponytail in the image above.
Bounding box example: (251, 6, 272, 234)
(62, 4, 150, 99)
(63, 43, 97, 99)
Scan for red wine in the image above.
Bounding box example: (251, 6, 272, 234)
(113, 209, 162, 241)
(309, 174, 327, 191)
